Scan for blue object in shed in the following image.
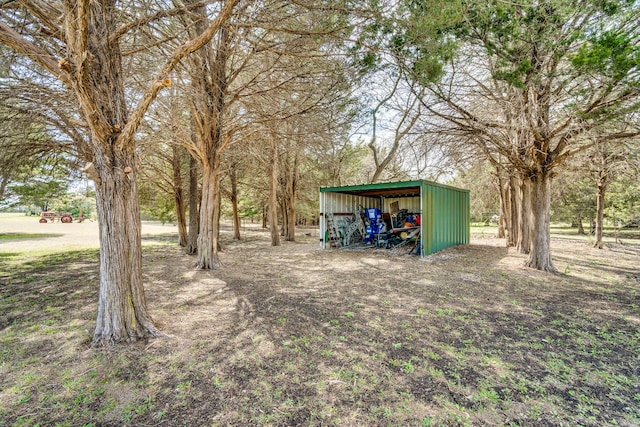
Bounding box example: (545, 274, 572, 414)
(364, 208, 383, 244)
(366, 208, 381, 220)
(319, 180, 470, 256)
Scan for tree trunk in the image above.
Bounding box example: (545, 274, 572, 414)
(188, 16, 230, 267)
(593, 171, 609, 249)
(93, 160, 160, 345)
(525, 173, 557, 273)
(280, 199, 288, 238)
(262, 206, 268, 229)
(268, 142, 280, 246)
(186, 153, 200, 255)
(497, 173, 508, 239)
(281, 151, 298, 242)
(216, 178, 223, 252)
(0, 0, 237, 346)
(0, 176, 8, 201)
(196, 162, 222, 268)
(576, 213, 586, 235)
(75, 1, 160, 345)
(507, 176, 519, 247)
(284, 200, 296, 241)
(516, 177, 531, 254)
(230, 164, 241, 240)
(172, 145, 188, 247)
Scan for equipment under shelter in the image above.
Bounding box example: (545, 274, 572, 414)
(319, 180, 470, 256)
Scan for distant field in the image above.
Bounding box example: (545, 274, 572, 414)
(0, 212, 32, 220)
(0, 233, 59, 241)
(0, 212, 177, 257)
(471, 224, 640, 246)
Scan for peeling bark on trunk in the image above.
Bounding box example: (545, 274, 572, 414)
(196, 162, 222, 269)
(269, 142, 280, 246)
(525, 174, 557, 273)
(189, 15, 230, 268)
(262, 207, 268, 229)
(0, 0, 237, 346)
(66, 1, 160, 345)
(281, 151, 298, 242)
(516, 177, 531, 254)
(282, 198, 295, 241)
(230, 164, 241, 240)
(497, 173, 508, 239)
(92, 157, 160, 345)
(593, 171, 609, 249)
(0, 176, 8, 201)
(216, 180, 223, 253)
(508, 176, 519, 248)
(186, 154, 200, 255)
(172, 145, 188, 247)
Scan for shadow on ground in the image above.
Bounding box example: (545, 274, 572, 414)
(1, 233, 638, 426)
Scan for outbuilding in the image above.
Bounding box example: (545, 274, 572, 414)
(319, 180, 470, 256)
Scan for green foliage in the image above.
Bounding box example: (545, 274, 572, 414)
(9, 172, 69, 212)
(551, 168, 640, 229)
(449, 160, 499, 222)
(143, 195, 176, 225)
(0, 75, 81, 205)
(233, 195, 261, 221)
(49, 193, 96, 219)
(607, 176, 640, 226)
(554, 193, 595, 224)
(138, 168, 179, 224)
(396, 0, 464, 83)
(347, 0, 463, 81)
(239, 205, 260, 220)
(572, 29, 640, 80)
(0, 99, 80, 208)
(452, 0, 640, 93)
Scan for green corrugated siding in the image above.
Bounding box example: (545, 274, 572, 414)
(420, 181, 470, 255)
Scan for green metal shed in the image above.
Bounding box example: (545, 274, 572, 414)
(319, 180, 470, 256)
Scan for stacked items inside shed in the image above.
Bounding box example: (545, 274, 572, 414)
(327, 204, 422, 253)
(320, 180, 470, 257)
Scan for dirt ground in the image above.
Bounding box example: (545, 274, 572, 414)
(1, 214, 639, 426)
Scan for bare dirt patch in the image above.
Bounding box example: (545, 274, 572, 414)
(1, 222, 639, 426)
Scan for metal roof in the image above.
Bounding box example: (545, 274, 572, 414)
(319, 180, 468, 198)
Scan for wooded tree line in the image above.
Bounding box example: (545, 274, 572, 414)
(390, 0, 640, 271)
(1, 0, 638, 345)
